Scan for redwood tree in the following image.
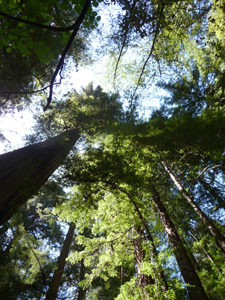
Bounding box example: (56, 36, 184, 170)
(0, 128, 79, 225)
(45, 222, 76, 300)
(151, 187, 209, 300)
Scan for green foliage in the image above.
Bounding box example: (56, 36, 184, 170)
(2, 0, 225, 299)
(0, 0, 101, 114)
(0, 0, 101, 59)
(26, 83, 122, 143)
(0, 181, 84, 299)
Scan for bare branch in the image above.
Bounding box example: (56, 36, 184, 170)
(189, 163, 223, 187)
(0, 93, 11, 107)
(44, 0, 91, 111)
(131, 3, 165, 102)
(131, 29, 158, 100)
(113, 30, 128, 90)
(0, 82, 60, 96)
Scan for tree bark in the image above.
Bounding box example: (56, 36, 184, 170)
(45, 222, 76, 300)
(133, 227, 155, 291)
(198, 176, 225, 210)
(151, 187, 209, 300)
(0, 128, 79, 225)
(116, 186, 168, 292)
(77, 258, 86, 300)
(162, 161, 225, 254)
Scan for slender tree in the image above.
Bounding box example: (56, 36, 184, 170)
(151, 186, 209, 300)
(77, 258, 87, 300)
(162, 161, 225, 254)
(46, 222, 75, 300)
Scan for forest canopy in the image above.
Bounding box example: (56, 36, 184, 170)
(0, 0, 225, 299)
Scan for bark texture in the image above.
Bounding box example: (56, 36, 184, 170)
(45, 222, 76, 300)
(152, 187, 209, 300)
(0, 128, 79, 225)
(162, 161, 225, 253)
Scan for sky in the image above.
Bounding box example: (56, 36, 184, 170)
(0, 67, 97, 154)
(0, 2, 162, 155)
(0, 63, 162, 154)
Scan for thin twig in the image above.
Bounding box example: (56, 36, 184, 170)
(195, 165, 210, 180)
(131, 3, 165, 102)
(0, 82, 60, 96)
(113, 1, 138, 90)
(189, 163, 223, 187)
(0, 93, 11, 107)
(156, 56, 162, 77)
(113, 30, 128, 90)
(131, 31, 158, 100)
(25, 236, 46, 285)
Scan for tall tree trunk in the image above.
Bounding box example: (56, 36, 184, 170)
(116, 186, 168, 292)
(0, 128, 79, 225)
(77, 258, 86, 300)
(138, 222, 168, 293)
(151, 187, 209, 300)
(133, 228, 155, 300)
(162, 161, 225, 254)
(198, 176, 225, 210)
(45, 222, 75, 300)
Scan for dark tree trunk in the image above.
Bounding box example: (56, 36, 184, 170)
(151, 187, 209, 300)
(162, 161, 225, 253)
(45, 222, 76, 300)
(0, 128, 79, 225)
(77, 258, 86, 300)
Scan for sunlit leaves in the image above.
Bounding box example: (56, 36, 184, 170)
(0, 0, 102, 67)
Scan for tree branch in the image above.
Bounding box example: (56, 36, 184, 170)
(25, 236, 46, 285)
(131, 2, 165, 102)
(0, 11, 78, 32)
(44, 0, 91, 111)
(113, 30, 128, 90)
(0, 93, 11, 107)
(0, 82, 60, 96)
